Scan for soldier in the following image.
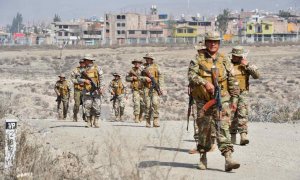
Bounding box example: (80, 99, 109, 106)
(142, 53, 164, 128)
(70, 59, 86, 122)
(229, 46, 260, 145)
(125, 59, 145, 123)
(54, 73, 71, 120)
(188, 41, 207, 154)
(109, 73, 127, 121)
(77, 54, 104, 128)
(188, 32, 241, 171)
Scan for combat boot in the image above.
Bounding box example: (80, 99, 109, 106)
(198, 153, 207, 170)
(139, 113, 143, 122)
(91, 116, 95, 127)
(73, 114, 78, 122)
(86, 116, 92, 128)
(224, 151, 240, 172)
(115, 116, 120, 121)
(231, 134, 237, 144)
(146, 118, 151, 128)
(119, 115, 124, 122)
(240, 133, 249, 145)
(134, 115, 139, 123)
(210, 137, 217, 152)
(94, 117, 100, 128)
(153, 117, 160, 127)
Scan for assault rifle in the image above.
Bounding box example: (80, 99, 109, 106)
(199, 65, 222, 134)
(143, 68, 162, 96)
(110, 94, 118, 101)
(81, 71, 101, 95)
(187, 85, 194, 131)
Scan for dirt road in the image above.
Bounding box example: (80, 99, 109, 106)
(22, 116, 300, 180)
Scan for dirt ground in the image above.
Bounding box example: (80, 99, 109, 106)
(1, 45, 300, 179)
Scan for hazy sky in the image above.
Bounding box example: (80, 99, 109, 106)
(0, 0, 297, 26)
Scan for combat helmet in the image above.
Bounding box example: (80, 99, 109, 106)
(230, 46, 246, 57)
(205, 31, 222, 41)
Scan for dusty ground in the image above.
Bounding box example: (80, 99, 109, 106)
(1, 45, 300, 179)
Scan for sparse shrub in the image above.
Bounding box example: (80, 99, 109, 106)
(292, 108, 300, 121)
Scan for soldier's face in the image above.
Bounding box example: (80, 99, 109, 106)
(79, 62, 85, 67)
(205, 40, 220, 54)
(134, 62, 141, 68)
(145, 58, 153, 64)
(59, 77, 65, 81)
(84, 60, 93, 67)
(114, 75, 120, 80)
(232, 55, 243, 63)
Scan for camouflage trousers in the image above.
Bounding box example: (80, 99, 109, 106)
(73, 89, 83, 116)
(143, 88, 159, 119)
(196, 96, 233, 155)
(57, 98, 69, 119)
(82, 93, 101, 118)
(132, 90, 145, 116)
(112, 94, 125, 117)
(230, 91, 249, 134)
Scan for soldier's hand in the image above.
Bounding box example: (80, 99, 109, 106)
(230, 103, 237, 112)
(111, 91, 115, 95)
(85, 79, 91, 84)
(241, 59, 249, 66)
(133, 76, 138, 80)
(204, 82, 215, 95)
(145, 77, 151, 83)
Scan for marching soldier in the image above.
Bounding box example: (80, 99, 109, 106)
(125, 59, 145, 123)
(54, 73, 71, 120)
(109, 73, 127, 121)
(77, 54, 104, 128)
(142, 53, 164, 128)
(229, 46, 260, 145)
(70, 59, 86, 122)
(188, 32, 241, 171)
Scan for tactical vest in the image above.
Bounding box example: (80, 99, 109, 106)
(144, 63, 159, 89)
(74, 67, 84, 91)
(130, 68, 143, 90)
(191, 53, 229, 101)
(84, 65, 100, 92)
(57, 80, 69, 97)
(233, 64, 249, 91)
(112, 80, 124, 95)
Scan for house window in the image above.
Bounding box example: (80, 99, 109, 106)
(187, 29, 194, 33)
(265, 25, 269, 30)
(58, 32, 62, 36)
(63, 25, 68, 29)
(129, 30, 135, 34)
(117, 23, 120, 27)
(142, 31, 147, 34)
(106, 22, 110, 26)
(249, 25, 252, 30)
(106, 29, 110, 33)
(122, 15, 126, 19)
(177, 29, 183, 33)
(84, 31, 88, 35)
(96, 31, 101, 35)
(65, 32, 69, 36)
(59, 25, 62, 29)
(117, 15, 121, 19)
(122, 23, 125, 27)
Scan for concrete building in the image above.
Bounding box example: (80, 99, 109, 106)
(81, 21, 104, 45)
(52, 22, 82, 45)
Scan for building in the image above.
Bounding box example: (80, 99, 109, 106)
(81, 21, 104, 45)
(52, 21, 82, 45)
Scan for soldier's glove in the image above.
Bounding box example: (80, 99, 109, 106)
(145, 77, 152, 83)
(204, 82, 215, 95)
(241, 59, 249, 66)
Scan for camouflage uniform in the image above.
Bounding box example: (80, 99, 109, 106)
(70, 60, 86, 122)
(78, 54, 104, 128)
(229, 46, 260, 145)
(109, 73, 127, 121)
(188, 32, 240, 171)
(125, 60, 146, 123)
(54, 74, 72, 120)
(142, 53, 164, 128)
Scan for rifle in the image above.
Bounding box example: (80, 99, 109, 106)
(81, 71, 101, 95)
(143, 68, 162, 96)
(199, 64, 222, 134)
(110, 94, 118, 101)
(187, 85, 193, 131)
(56, 95, 62, 102)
